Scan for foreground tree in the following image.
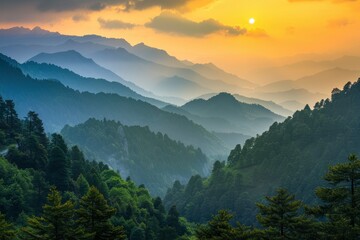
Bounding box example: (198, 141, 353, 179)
(256, 188, 315, 239)
(47, 146, 70, 191)
(196, 210, 258, 240)
(315, 154, 360, 239)
(0, 212, 16, 240)
(20, 187, 88, 240)
(77, 186, 126, 240)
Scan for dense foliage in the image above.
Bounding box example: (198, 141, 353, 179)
(0, 96, 191, 239)
(164, 79, 360, 224)
(61, 118, 208, 196)
(196, 155, 360, 239)
(0, 53, 226, 157)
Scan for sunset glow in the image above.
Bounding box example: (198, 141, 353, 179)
(0, 0, 359, 83)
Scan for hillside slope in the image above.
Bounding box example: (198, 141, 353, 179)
(164, 78, 360, 225)
(0, 55, 226, 157)
(61, 119, 208, 196)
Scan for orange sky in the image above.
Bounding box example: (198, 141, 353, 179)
(0, 0, 359, 80)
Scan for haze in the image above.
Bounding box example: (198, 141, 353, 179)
(0, 0, 359, 84)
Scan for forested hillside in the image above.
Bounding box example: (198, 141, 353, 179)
(0, 96, 191, 239)
(164, 78, 360, 225)
(0, 54, 227, 157)
(165, 93, 284, 136)
(61, 118, 208, 196)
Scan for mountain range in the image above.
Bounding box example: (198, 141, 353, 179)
(164, 93, 284, 136)
(0, 26, 255, 102)
(197, 93, 293, 117)
(0, 55, 227, 157)
(164, 77, 360, 225)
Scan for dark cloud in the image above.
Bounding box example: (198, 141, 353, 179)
(145, 12, 246, 37)
(72, 14, 89, 22)
(98, 18, 136, 29)
(0, 0, 210, 23)
(0, 0, 205, 13)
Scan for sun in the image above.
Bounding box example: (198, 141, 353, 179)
(249, 18, 255, 25)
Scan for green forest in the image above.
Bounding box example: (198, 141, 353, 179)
(164, 79, 360, 227)
(0, 96, 192, 239)
(1, 81, 360, 239)
(61, 118, 208, 196)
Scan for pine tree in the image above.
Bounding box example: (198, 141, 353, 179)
(256, 188, 313, 239)
(26, 111, 48, 147)
(71, 146, 85, 179)
(23, 135, 48, 170)
(195, 210, 238, 240)
(0, 212, 16, 240)
(3, 100, 20, 141)
(32, 171, 49, 212)
(195, 210, 256, 240)
(166, 205, 181, 233)
(20, 187, 89, 240)
(160, 205, 186, 239)
(76, 174, 90, 197)
(153, 197, 166, 226)
(315, 154, 360, 238)
(77, 186, 126, 240)
(48, 146, 70, 191)
(50, 134, 68, 155)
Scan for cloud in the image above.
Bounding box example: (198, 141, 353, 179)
(72, 14, 89, 22)
(145, 12, 246, 37)
(0, 0, 211, 13)
(98, 18, 136, 29)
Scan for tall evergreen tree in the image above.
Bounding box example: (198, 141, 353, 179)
(51, 134, 68, 155)
(76, 174, 90, 197)
(315, 154, 360, 239)
(32, 171, 49, 212)
(4, 100, 20, 140)
(195, 210, 239, 240)
(77, 186, 126, 240)
(70, 146, 85, 179)
(20, 187, 88, 240)
(48, 146, 70, 191)
(166, 205, 182, 234)
(154, 197, 166, 226)
(160, 205, 186, 239)
(256, 188, 313, 239)
(25, 111, 48, 147)
(23, 135, 48, 170)
(0, 212, 16, 240)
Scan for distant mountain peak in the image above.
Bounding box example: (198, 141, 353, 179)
(133, 42, 169, 55)
(135, 42, 146, 47)
(209, 92, 237, 102)
(29, 50, 95, 65)
(32, 26, 60, 35)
